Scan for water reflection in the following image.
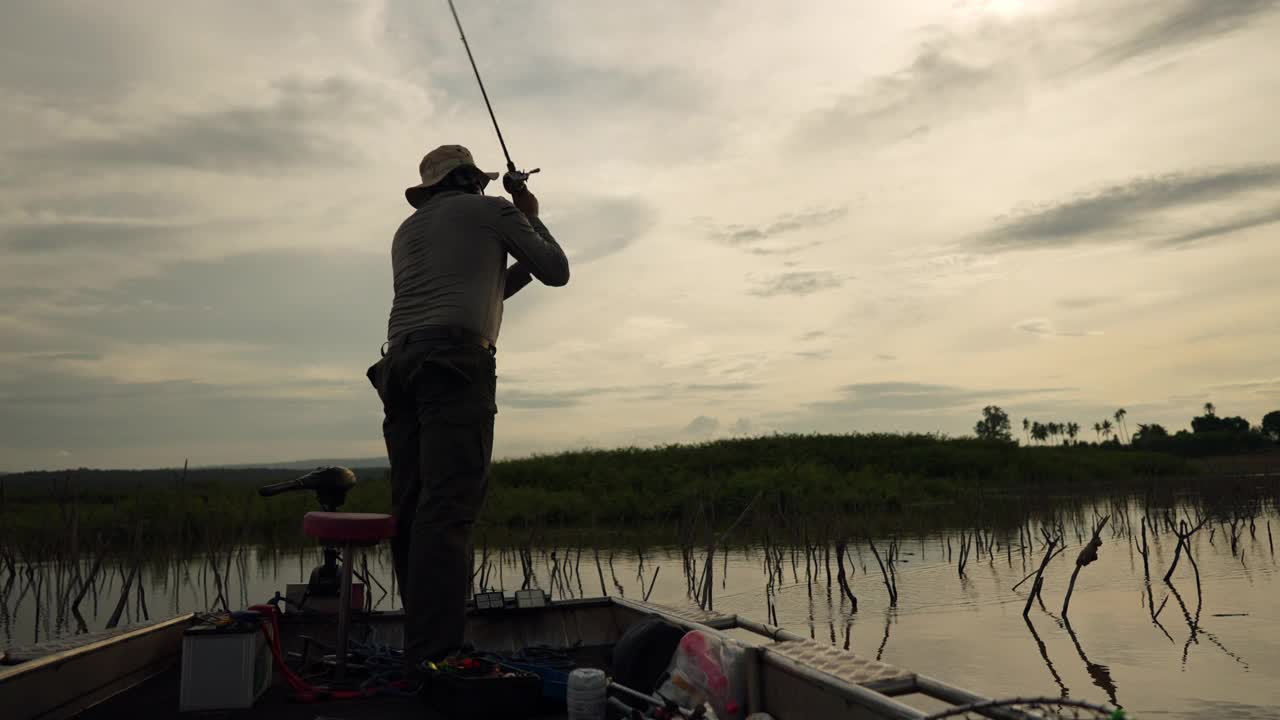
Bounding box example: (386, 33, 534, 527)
(1062, 616, 1120, 707)
(1023, 615, 1069, 696)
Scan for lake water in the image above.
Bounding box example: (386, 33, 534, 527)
(4, 499, 1279, 719)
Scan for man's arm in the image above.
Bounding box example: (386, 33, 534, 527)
(489, 192, 569, 288)
(504, 261, 533, 299)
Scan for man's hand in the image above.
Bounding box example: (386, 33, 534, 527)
(504, 171, 539, 218)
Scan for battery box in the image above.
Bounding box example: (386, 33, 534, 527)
(179, 619, 272, 712)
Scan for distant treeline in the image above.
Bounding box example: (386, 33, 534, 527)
(981, 403, 1280, 458)
(0, 433, 1207, 551)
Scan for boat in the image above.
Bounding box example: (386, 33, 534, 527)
(0, 468, 1120, 719)
(1, 595, 1124, 720)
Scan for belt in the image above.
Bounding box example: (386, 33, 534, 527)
(383, 326, 496, 357)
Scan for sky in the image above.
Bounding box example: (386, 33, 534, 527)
(2, 0, 1279, 471)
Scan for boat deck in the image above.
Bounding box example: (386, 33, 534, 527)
(79, 666, 570, 720)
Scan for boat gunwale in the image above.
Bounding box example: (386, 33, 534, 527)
(0, 613, 194, 682)
(0, 613, 194, 720)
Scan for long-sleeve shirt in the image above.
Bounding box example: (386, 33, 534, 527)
(386, 190, 569, 344)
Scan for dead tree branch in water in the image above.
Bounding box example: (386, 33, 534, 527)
(1023, 529, 1062, 619)
(1163, 514, 1209, 585)
(834, 541, 858, 611)
(1134, 517, 1151, 580)
(643, 566, 660, 602)
(868, 538, 897, 606)
(1062, 515, 1110, 621)
(593, 548, 608, 597)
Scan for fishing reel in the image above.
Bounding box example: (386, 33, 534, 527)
(502, 166, 540, 194)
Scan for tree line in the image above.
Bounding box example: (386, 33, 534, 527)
(976, 404, 1280, 456)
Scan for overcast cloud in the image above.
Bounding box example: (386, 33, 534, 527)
(2, 0, 1279, 470)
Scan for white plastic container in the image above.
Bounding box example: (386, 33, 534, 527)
(566, 667, 608, 720)
(179, 624, 271, 711)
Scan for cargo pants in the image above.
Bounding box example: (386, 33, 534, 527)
(366, 342, 496, 671)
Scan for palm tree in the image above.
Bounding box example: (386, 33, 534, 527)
(1050, 422, 1062, 445)
(1114, 408, 1128, 444)
(1067, 422, 1080, 445)
(1102, 419, 1113, 442)
(1203, 402, 1216, 417)
(1031, 422, 1049, 445)
(1022, 418, 1031, 445)
(1093, 422, 1102, 442)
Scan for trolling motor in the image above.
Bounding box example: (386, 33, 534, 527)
(258, 467, 358, 602)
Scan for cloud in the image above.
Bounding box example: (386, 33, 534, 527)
(1014, 318, 1094, 338)
(748, 271, 844, 298)
(743, 241, 827, 257)
(709, 207, 846, 254)
(1207, 378, 1280, 393)
(1056, 296, 1113, 310)
(683, 415, 719, 436)
(21, 75, 374, 176)
(0, 358, 374, 460)
(10, 249, 392, 357)
(874, 354, 898, 362)
(797, 39, 1023, 149)
(1157, 206, 1280, 247)
(813, 382, 1072, 415)
(546, 196, 657, 264)
(973, 164, 1280, 251)
(1, 219, 206, 253)
(685, 382, 760, 393)
(499, 382, 760, 410)
(797, 0, 1280, 150)
(1091, 0, 1280, 67)
(498, 387, 598, 410)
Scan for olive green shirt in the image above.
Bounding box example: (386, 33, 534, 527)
(386, 190, 569, 344)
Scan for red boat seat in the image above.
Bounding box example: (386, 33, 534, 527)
(303, 512, 396, 544)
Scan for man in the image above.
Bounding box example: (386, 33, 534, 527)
(366, 144, 569, 675)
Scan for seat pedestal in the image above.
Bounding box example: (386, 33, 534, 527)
(303, 512, 396, 680)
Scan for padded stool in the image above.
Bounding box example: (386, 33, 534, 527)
(303, 511, 396, 680)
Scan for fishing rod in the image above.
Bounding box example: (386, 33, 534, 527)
(446, 0, 540, 192)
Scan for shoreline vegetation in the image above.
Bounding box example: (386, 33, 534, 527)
(4, 428, 1278, 553)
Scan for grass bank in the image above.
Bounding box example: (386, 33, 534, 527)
(0, 433, 1199, 552)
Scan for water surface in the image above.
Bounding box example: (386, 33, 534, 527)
(3, 499, 1278, 718)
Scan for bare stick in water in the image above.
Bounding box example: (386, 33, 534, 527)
(644, 566, 660, 602)
(1023, 532, 1061, 619)
(868, 538, 897, 606)
(1062, 515, 1110, 620)
(1164, 514, 1209, 583)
